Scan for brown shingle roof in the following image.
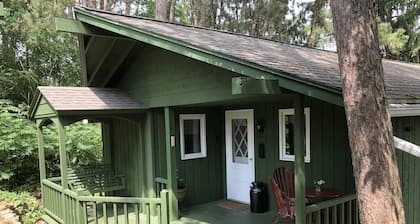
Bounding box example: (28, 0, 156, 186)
(79, 8, 420, 103)
(38, 86, 145, 111)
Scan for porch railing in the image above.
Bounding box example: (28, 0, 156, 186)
(154, 177, 168, 197)
(42, 178, 169, 224)
(306, 194, 359, 224)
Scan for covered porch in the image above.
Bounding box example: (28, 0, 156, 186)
(31, 86, 174, 224)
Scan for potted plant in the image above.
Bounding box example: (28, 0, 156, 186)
(314, 179, 325, 192)
(176, 178, 187, 202)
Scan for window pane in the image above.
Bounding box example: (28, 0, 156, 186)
(232, 119, 248, 164)
(183, 119, 201, 154)
(285, 115, 294, 155)
(285, 114, 306, 156)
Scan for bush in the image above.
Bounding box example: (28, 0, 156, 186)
(0, 190, 43, 224)
(0, 99, 103, 190)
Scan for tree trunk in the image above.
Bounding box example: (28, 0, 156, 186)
(191, 0, 199, 26)
(307, 0, 325, 47)
(155, 0, 168, 21)
(125, 0, 131, 15)
(169, 0, 176, 22)
(330, 1, 405, 224)
(199, 0, 213, 28)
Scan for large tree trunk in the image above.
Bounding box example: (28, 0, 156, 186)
(331, 1, 405, 224)
(155, 0, 168, 21)
(307, 0, 325, 47)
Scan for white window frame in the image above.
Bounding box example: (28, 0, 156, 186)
(180, 114, 207, 160)
(279, 108, 311, 163)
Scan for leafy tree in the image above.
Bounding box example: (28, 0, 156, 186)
(0, 0, 80, 105)
(0, 100, 103, 190)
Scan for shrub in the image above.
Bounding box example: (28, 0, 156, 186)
(0, 99, 103, 190)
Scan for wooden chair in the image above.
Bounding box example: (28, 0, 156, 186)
(271, 167, 296, 223)
(67, 164, 125, 196)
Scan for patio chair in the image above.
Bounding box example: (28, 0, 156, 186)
(271, 167, 295, 223)
(271, 167, 309, 223)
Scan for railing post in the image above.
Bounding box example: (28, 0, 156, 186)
(161, 190, 169, 224)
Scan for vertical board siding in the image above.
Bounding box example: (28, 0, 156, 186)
(112, 44, 248, 107)
(392, 116, 420, 224)
(175, 108, 224, 207)
(109, 118, 144, 197)
(253, 99, 355, 210)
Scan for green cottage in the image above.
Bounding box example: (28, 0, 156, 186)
(29, 7, 420, 224)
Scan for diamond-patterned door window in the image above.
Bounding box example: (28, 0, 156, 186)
(232, 119, 248, 164)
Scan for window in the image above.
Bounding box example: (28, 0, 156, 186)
(279, 108, 310, 163)
(180, 114, 207, 160)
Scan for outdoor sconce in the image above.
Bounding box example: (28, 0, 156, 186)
(256, 121, 264, 133)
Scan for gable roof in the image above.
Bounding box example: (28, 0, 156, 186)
(74, 7, 420, 105)
(30, 86, 146, 118)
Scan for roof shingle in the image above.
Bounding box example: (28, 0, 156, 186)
(80, 8, 420, 102)
(38, 86, 145, 111)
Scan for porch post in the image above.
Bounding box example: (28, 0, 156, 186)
(164, 107, 179, 220)
(36, 120, 46, 182)
(54, 118, 69, 190)
(293, 95, 306, 223)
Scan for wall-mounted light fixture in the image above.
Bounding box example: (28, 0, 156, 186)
(256, 121, 264, 133)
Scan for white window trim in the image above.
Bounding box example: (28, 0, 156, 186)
(279, 108, 310, 163)
(180, 114, 207, 160)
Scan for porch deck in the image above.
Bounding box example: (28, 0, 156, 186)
(174, 200, 283, 224)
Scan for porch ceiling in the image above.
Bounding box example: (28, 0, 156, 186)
(30, 86, 147, 119)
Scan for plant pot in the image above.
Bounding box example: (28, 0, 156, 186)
(176, 187, 187, 202)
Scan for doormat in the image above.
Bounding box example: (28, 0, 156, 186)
(217, 201, 249, 212)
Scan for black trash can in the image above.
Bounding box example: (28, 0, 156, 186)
(250, 181, 268, 213)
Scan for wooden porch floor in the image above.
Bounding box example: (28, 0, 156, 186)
(174, 200, 291, 224)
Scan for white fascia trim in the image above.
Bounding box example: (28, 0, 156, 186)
(394, 136, 420, 158)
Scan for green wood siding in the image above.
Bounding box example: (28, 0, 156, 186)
(34, 98, 56, 119)
(175, 108, 225, 207)
(149, 99, 355, 209)
(253, 98, 354, 210)
(111, 44, 249, 107)
(392, 116, 420, 224)
(108, 118, 144, 197)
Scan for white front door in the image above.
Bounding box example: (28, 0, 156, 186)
(225, 109, 255, 204)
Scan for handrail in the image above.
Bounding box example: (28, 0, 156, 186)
(42, 179, 63, 191)
(78, 195, 162, 203)
(155, 177, 168, 185)
(306, 194, 357, 213)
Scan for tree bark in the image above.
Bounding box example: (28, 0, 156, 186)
(330, 1, 405, 224)
(125, 0, 131, 15)
(169, 0, 176, 22)
(307, 0, 325, 47)
(155, 0, 168, 21)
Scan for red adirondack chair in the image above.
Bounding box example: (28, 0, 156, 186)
(271, 167, 300, 223)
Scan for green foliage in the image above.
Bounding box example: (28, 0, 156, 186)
(0, 190, 43, 224)
(0, 100, 103, 189)
(378, 21, 409, 56)
(0, 0, 80, 105)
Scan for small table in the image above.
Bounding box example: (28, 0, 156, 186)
(305, 187, 343, 202)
